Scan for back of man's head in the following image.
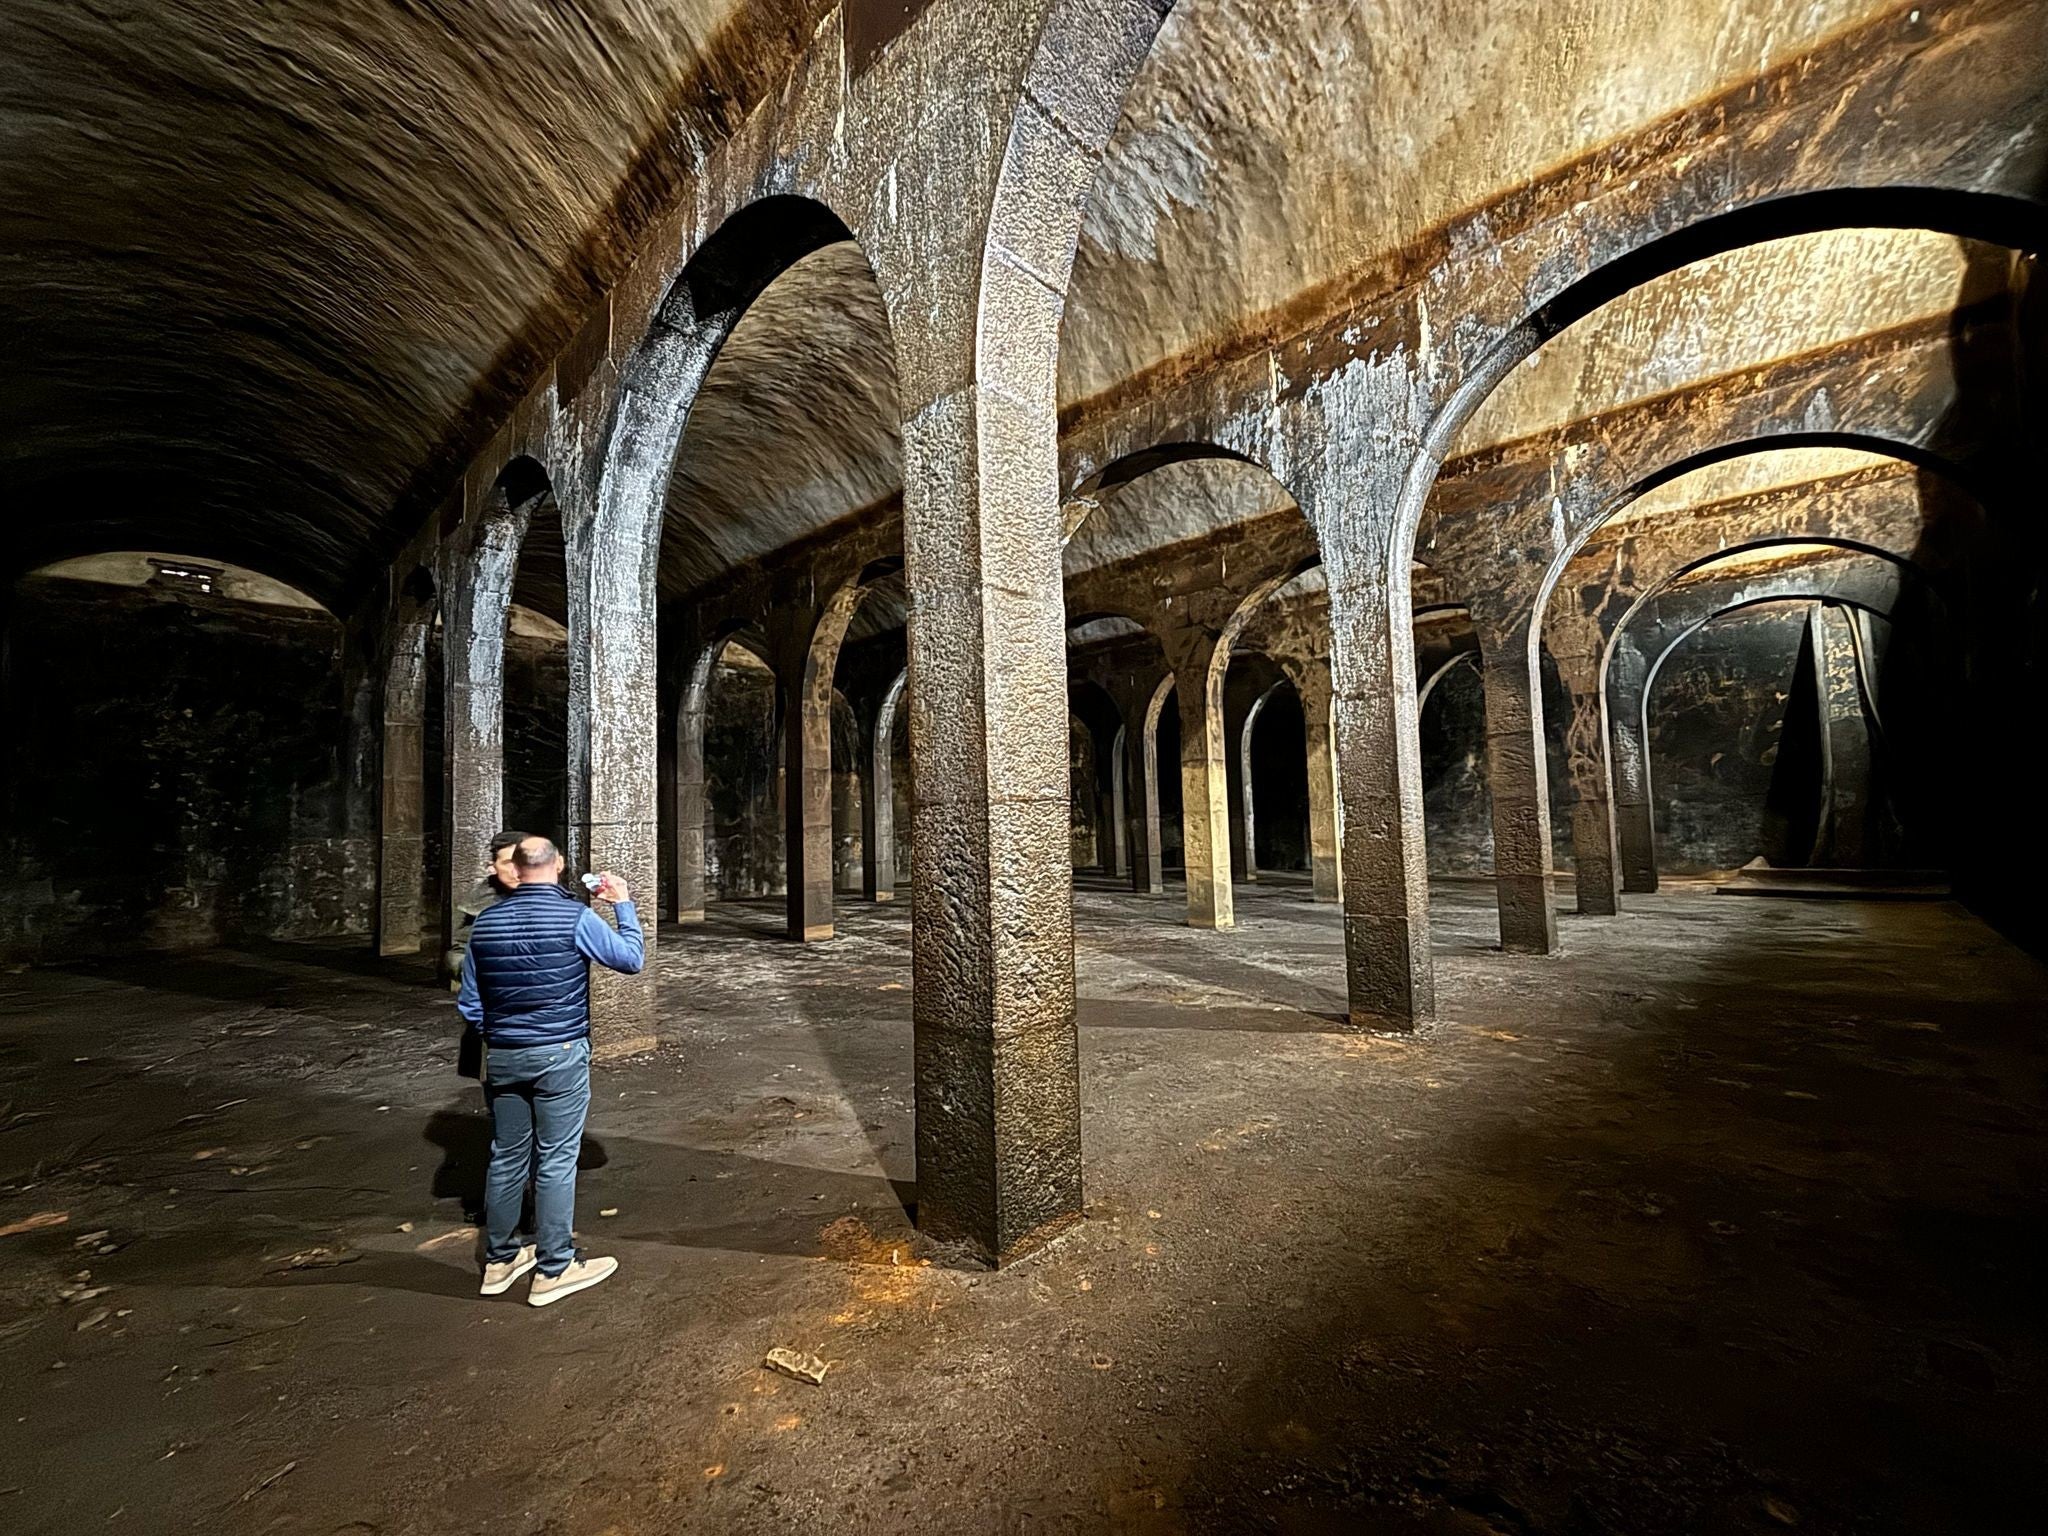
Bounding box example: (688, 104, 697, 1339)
(513, 836, 562, 884)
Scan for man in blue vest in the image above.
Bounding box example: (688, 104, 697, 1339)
(456, 835, 644, 1306)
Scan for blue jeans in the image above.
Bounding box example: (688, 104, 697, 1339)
(483, 1037, 592, 1276)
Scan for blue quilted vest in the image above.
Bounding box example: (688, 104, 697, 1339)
(466, 884, 590, 1047)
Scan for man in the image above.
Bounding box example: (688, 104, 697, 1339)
(447, 831, 528, 1082)
(444, 829, 530, 989)
(457, 835, 643, 1306)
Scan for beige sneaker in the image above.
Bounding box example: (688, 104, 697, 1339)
(480, 1244, 538, 1296)
(528, 1255, 618, 1307)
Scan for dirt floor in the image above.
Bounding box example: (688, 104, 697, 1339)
(1, 875, 2044, 1534)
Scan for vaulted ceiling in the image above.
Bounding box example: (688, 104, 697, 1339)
(0, 1, 2023, 615)
(1, 0, 826, 608)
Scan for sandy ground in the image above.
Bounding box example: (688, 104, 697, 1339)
(1, 876, 2043, 1534)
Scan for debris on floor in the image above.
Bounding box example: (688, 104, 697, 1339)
(270, 1246, 359, 1272)
(764, 1346, 829, 1385)
(57, 1272, 109, 1303)
(0, 1211, 68, 1238)
(240, 1461, 297, 1502)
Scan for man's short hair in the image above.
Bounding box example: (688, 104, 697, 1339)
(489, 829, 529, 857)
(513, 836, 560, 871)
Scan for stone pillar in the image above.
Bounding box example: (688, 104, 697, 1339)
(1172, 642, 1235, 931)
(1120, 706, 1154, 893)
(571, 468, 664, 1057)
(442, 516, 523, 958)
(774, 597, 863, 944)
(1812, 602, 1878, 867)
(780, 653, 836, 942)
(1548, 618, 1613, 921)
(874, 0, 1170, 1263)
(338, 611, 383, 945)
(861, 671, 904, 902)
(1231, 689, 1268, 884)
(1092, 736, 1118, 877)
(897, 331, 1083, 1259)
(1473, 609, 1558, 954)
(377, 613, 430, 956)
(669, 639, 713, 923)
(1552, 644, 1620, 916)
(1297, 661, 1343, 903)
(1106, 723, 1129, 881)
(832, 746, 862, 894)
(1570, 788, 1621, 913)
(1068, 714, 1106, 874)
(1607, 632, 1659, 894)
(891, 290, 1084, 1259)
(1138, 675, 1172, 895)
(1321, 520, 1434, 1031)
(579, 203, 886, 1043)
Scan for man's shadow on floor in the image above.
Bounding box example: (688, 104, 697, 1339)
(423, 1101, 609, 1224)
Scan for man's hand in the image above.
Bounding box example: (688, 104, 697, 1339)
(593, 872, 630, 905)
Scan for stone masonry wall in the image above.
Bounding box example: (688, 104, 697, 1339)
(1645, 606, 1808, 875)
(1422, 627, 1808, 883)
(0, 578, 371, 962)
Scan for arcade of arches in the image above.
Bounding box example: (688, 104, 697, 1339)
(2, 4, 2046, 1531)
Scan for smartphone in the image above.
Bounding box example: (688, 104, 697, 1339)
(580, 872, 603, 893)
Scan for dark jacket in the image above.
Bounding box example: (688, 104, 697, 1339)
(455, 884, 644, 1047)
(443, 877, 506, 988)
